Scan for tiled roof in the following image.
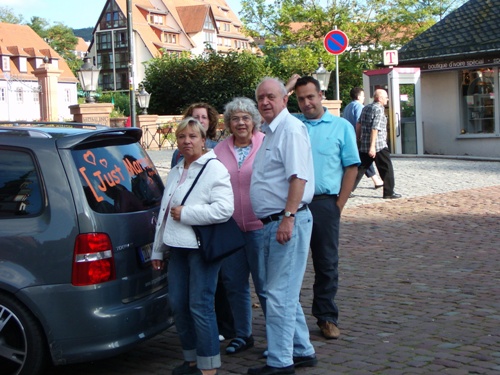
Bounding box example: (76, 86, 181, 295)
(75, 37, 89, 53)
(399, 0, 500, 63)
(0, 22, 76, 82)
(177, 5, 211, 34)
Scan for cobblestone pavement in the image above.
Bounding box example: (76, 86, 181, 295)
(45, 151, 500, 375)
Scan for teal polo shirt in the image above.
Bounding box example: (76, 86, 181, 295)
(294, 109, 360, 195)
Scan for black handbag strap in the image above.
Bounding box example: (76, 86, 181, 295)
(180, 158, 217, 205)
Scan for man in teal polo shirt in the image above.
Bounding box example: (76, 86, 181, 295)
(290, 75, 360, 340)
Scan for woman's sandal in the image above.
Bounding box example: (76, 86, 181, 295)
(225, 335, 254, 354)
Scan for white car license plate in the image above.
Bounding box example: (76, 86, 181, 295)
(139, 243, 153, 263)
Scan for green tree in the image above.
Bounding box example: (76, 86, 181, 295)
(44, 23, 79, 72)
(240, 0, 467, 106)
(0, 6, 24, 24)
(28, 17, 49, 39)
(142, 49, 272, 115)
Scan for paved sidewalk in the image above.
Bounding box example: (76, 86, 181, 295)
(46, 153, 500, 375)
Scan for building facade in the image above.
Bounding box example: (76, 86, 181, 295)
(398, 0, 500, 158)
(0, 23, 78, 121)
(87, 0, 257, 92)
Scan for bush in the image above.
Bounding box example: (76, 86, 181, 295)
(142, 50, 272, 115)
(98, 92, 130, 117)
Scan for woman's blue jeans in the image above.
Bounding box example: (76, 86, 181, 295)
(220, 229, 266, 338)
(167, 247, 222, 370)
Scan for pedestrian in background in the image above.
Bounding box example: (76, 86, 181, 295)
(214, 97, 266, 355)
(343, 87, 384, 190)
(353, 89, 402, 199)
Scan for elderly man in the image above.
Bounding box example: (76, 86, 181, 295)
(353, 89, 402, 199)
(248, 77, 316, 375)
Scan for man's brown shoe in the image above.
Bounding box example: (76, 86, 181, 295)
(318, 321, 340, 339)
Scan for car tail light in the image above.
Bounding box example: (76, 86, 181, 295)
(72, 233, 116, 286)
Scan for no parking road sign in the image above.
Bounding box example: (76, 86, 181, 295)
(324, 29, 349, 55)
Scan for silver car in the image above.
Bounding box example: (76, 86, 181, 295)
(0, 122, 173, 375)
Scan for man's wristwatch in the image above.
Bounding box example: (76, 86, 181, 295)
(284, 211, 295, 218)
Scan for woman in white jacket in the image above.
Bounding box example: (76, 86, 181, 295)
(152, 117, 234, 375)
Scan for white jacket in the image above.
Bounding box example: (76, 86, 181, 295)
(152, 150, 234, 257)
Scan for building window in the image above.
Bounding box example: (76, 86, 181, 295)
(64, 89, 71, 102)
(461, 68, 495, 134)
(104, 11, 125, 28)
(19, 57, 28, 73)
(225, 38, 231, 47)
(114, 52, 128, 69)
(150, 14, 164, 25)
(97, 32, 112, 50)
(97, 52, 113, 70)
(16, 88, 23, 103)
(101, 73, 114, 91)
(217, 37, 222, 46)
(115, 72, 128, 91)
(163, 33, 177, 44)
(204, 32, 215, 49)
(204, 16, 215, 30)
(114, 30, 127, 48)
(223, 23, 230, 32)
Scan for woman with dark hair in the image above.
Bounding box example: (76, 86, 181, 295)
(171, 103, 220, 168)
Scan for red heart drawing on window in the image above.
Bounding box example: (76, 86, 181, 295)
(83, 151, 96, 165)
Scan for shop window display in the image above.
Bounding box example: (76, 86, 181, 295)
(461, 68, 495, 134)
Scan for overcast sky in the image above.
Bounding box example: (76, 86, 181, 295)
(0, 0, 243, 29)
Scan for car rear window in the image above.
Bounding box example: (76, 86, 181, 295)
(72, 143, 164, 213)
(0, 149, 43, 217)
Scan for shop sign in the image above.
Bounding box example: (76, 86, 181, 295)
(383, 50, 398, 66)
(422, 57, 500, 71)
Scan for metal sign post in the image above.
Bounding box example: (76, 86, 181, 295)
(127, 0, 137, 127)
(323, 28, 349, 100)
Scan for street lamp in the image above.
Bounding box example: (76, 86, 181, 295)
(136, 84, 151, 115)
(312, 59, 331, 100)
(77, 57, 100, 103)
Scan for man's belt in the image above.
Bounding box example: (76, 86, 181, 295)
(312, 194, 338, 201)
(260, 205, 308, 225)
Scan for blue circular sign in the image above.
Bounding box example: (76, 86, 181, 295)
(324, 30, 349, 55)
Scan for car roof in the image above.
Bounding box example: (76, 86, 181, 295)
(0, 121, 143, 148)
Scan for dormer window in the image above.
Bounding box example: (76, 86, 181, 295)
(19, 57, 27, 73)
(150, 14, 164, 25)
(163, 32, 177, 44)
(2, 56, 10, 71)
(218, 6, 229, 17)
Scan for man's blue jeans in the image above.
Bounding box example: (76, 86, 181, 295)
(220, 229, 266, 338)
(263, 209, 315, 368)
(167, 248, 222, 370)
